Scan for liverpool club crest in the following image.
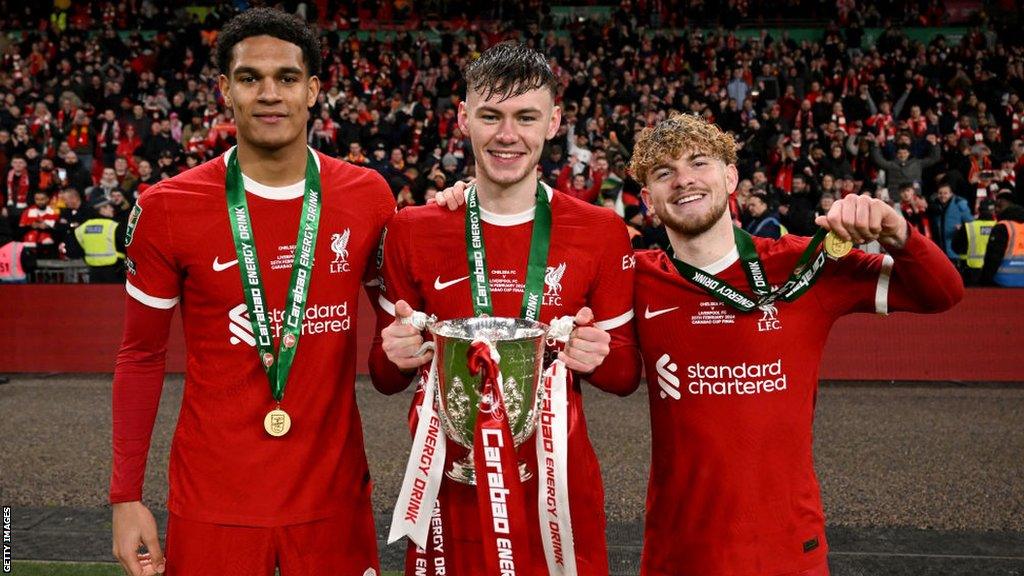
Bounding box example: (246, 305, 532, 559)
(330, 228, 351, 273)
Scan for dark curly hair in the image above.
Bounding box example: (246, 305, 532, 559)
(463, 42, 558, 102)
(215, 8, 321, 77)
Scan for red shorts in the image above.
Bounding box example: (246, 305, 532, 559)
(164, 511, 380, 576)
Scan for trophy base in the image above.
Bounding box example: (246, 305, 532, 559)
(448, 455, 532, 485)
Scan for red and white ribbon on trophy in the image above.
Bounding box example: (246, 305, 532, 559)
(536, 316, 578, 576)
(388, 311, 446, 554)
(388, 312, 578, 576)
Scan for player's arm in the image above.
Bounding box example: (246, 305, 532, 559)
(567, 213, 641, 396)
(583, 169, 606, 204)
(884, 224, 964, 312)
(368, 216, 430, 394)
(110, 193, 179, 576)
(815, 194, 964, 314)
(111, 298, 171, 576)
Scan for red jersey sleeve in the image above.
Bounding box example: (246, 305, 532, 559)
(368, 210, 421, 394)
(361, 172, 398, 297)
(583, 213, 641, 395)
(111, 186, 183, 503)
(883, 225, 964, 313)
(813, 226, 963, 316)
(376, 210, 425, 317)
(124, 188, 181, 310)
(110, 296, 174, 503)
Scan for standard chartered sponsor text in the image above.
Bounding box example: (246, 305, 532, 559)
(686, 359, 787, 395)
(237, 302, 352, 342)
(272, 302, 350, 337)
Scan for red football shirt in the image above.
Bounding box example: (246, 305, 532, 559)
(112, 148, 396, 526)
(373, 186, 639, 575)
(635, 229, 961, 576)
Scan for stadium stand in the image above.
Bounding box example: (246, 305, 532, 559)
(1, 0, 1023, 287)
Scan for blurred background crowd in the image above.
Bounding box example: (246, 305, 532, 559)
(1, 0, 1023, 286)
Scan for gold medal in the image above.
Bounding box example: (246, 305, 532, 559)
(264, 407, 291, 437)
(823, 231, 853, 259)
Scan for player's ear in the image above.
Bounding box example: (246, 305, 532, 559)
(640, 187, 652, 211)
(725, 163, 739, 196)
(306, 75, 320, 108)
(547, 105, 562, 140)
(218, 74, 232, 108)
(457, 101, 469, 135)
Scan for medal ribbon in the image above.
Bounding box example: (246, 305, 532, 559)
(668, 227, 829, 311)
(469, 341, 534, 574)
(225, 148, 322, 403)
(465, 183, 551, 320)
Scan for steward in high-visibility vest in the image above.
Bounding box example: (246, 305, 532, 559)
(960, 219, 996, 269)
(953, 200, 997, 285)
(0, 216, 35, 283)
(74, 202, 125, 283)
(993, 220, 1024, 287)
(0, 240, 29, 283)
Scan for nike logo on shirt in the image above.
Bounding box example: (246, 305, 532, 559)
(434, 275, 470, 291)
(644, 306, 680, 320)
(212, 257, 239, 272)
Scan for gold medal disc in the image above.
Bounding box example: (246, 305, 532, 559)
(823, 232, 853, 259)
(264, 408, 291, 437)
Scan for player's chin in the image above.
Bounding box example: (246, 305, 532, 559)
(485, 166, 531, 187)
(664, 213, 717, 236)
(247, 126, 302, 148)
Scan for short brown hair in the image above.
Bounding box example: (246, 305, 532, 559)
(629, 113, 737, 184)
(463, 42, 558, 102)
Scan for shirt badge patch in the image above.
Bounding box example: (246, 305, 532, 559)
(544, 262, 566, 306)
(124, 203, 142, 246)
(330, 228, 351, 273)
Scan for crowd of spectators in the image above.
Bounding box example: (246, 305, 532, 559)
(2, 0, 1024, 285)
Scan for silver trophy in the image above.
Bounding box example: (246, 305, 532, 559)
(428, 316, 548, 485)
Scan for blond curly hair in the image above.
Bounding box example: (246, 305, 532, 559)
(628, 113, 737, 184)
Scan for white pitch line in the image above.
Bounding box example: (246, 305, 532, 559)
(832, 551, 1024, 561)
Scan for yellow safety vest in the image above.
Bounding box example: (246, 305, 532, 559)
(75, 218, 123, 267)
(961, 219, 995, 269)
(50, 10, 67, 32)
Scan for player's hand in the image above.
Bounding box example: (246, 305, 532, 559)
(382, 299, 433, 371)
(815, 193, 908, 249)
(426, 179, 472, 211)
(558, 307, 611, 374)
(112, 501, 165, 575)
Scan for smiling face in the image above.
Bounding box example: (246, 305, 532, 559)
(641, 150, 738, 237)
(632, 114, 739, 237)
(218, 35, 319, 155)
(458, 85, 560, 190)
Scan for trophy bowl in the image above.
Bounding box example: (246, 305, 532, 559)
(429, 316, 548, 485)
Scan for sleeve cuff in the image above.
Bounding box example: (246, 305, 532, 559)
(378, 294, 396, 317)
(874, 254, 894, 315)
(126, 280, 179, 310)
(594, 309, 634, 331)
